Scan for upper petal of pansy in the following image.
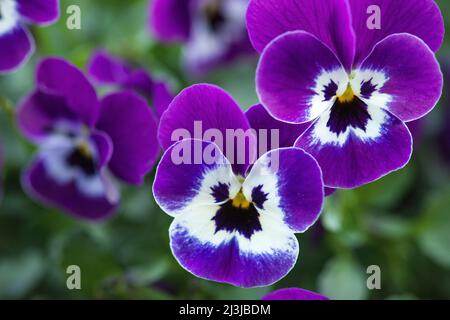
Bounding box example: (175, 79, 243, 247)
(150, 0, 192, 42)
(262, 288, 329, 300)
(87, 50, 131, 85)
(247, 0, 355, 70)
(257, 31, 348, 124)
(356, 33, 443, 122)
(0, 26, 34, 73)
(349, 0, 444, 66)
(153, 139, 241, 216)
(152, 81, 174, 118)
(17, 0, 60, 25)
(246, 104, 310, 157)
(295, 107, 413, 189)
(17, 90, 79, 142)
(243, 148, 324, 233)
(96, 91, 159, 185)
(158, 84, 257, 176)
(36, 58, 99, 127)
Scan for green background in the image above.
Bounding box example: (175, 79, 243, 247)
(0, 0, 449, 299)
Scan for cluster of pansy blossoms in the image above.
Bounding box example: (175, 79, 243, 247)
(248, 0, 444, 189)
(150, 0, 254, 74)
(0, 0, 60, 73)
(16, 58, 160, 220)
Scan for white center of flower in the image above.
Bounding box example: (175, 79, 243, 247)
(0, 0, 19, 36)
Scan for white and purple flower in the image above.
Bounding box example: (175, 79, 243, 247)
(262, 288, 329, 300)
(247, 0, 444, 189)
(17, 58, 160, 220)
(154, 84, 324, 287)
(0, 0, 59, 73)
(149, 0, 254, 74)
(88, 50, 174, 119)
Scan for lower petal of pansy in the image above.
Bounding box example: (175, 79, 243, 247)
(153, 139, 241, 217)
(256, 31, 348, 124)
(295, 106, 412, 189)
(23, 159, 118, 220)
(262, 288, 329, 300)
(243, 148, 324, 233)
(0, 25, 33, 73)
(357, 34, 443, 122)
(170, 206, 299, 288)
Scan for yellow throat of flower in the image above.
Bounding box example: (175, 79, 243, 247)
(338, 84, 356, 103)
(77, 141, 92, 158)
(232, 190, 251, 209)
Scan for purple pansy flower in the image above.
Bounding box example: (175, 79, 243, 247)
(17, 57, 159, 220)
(247, 0, 444, 188)
(262, 288, 329, 300)
(154, 84, 324, 287)
(0, 0, 59, 73)
(150, 0, 254, 74)
(88, 50, 174, 119)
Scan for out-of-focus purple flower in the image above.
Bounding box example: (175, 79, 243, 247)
(87, 50, 174, 119)
(407, 119, 425, 146)
(247, 0, 443, 189)
(17, 58, 159, 220)
(154, 84, 324, 287)
(0, 0, 59, 73)
(150, 0, 254, 74)
(262, 288, 329, 300)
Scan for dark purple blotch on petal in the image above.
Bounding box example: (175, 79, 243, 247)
(212, 201, 263, 239)
(327, 97, 372, 136)
(210, 182, 230, 203)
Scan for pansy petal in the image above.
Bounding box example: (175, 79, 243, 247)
(0, 26, 34, 73)
(295, 108, 413, 189)
(96, 91, 159, 185)
(247, 0, 355, 70)
(153, 139, 240, 217)
(87, 50, 131, 85)
(150, 0, 192, 42)
(17, 0, 60, 24)
(357, 33, 443, 122)
(158, 84, 256, 176)
(23, 159, 118, 220)
(170, 206, 299, 288)
(262, 288, 329, 300)
(350, 0, 444, 66)
(152, 81, 174, 118)
(90, 130, 113, 168)
(36, 58, 99, 126)
(243, 148, 324, 233)
(246, 104, 310, 157)
(257, 31, 347, 124)
(122, 69, 155, 97)
(17, 90, 79, 142)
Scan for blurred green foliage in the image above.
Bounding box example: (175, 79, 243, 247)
(0, 0, 449, 300)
